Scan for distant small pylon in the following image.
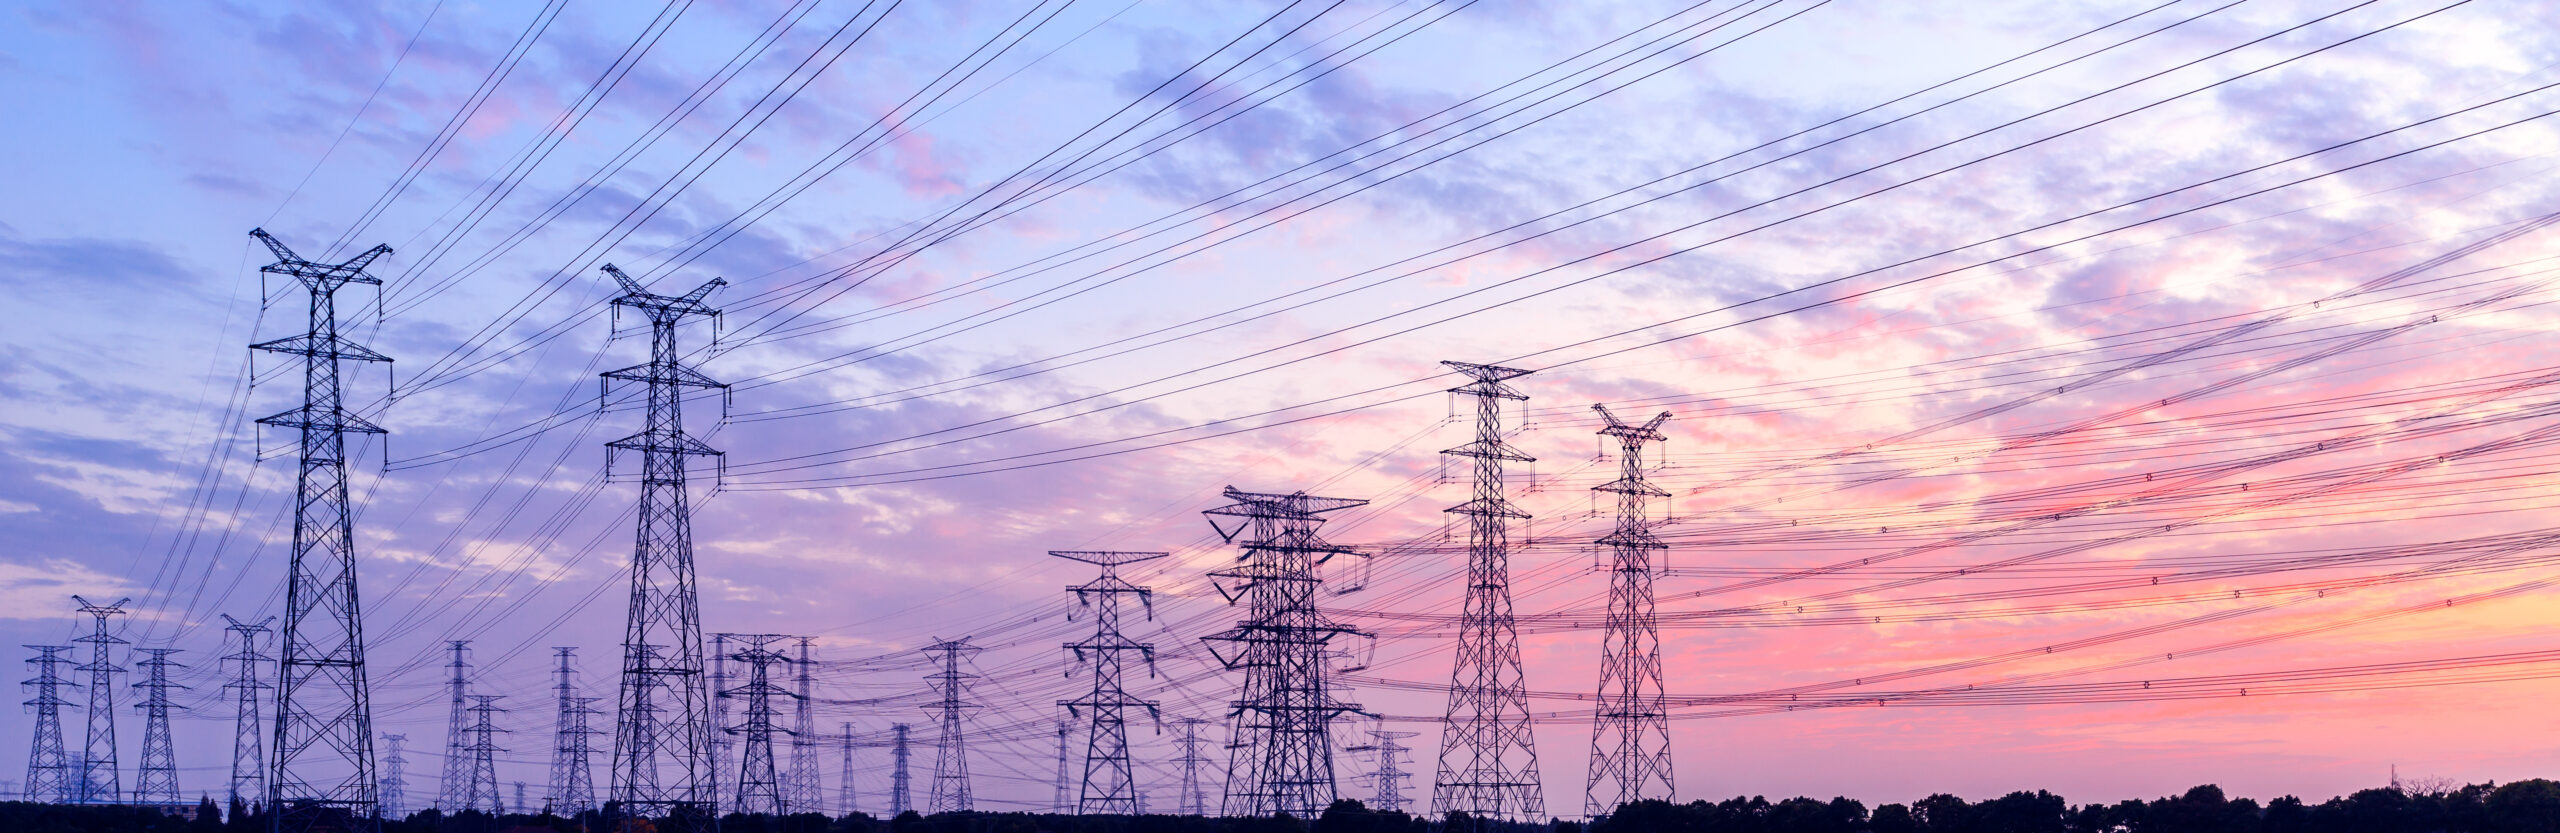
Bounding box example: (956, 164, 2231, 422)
(1363, 729, 1419, 813)
(547, 647, 602, 816)
(463, 695, 509, 814)
(439, 640, 472, 811)
(1169, 717, 1212, 816)
(1051, 720, 1070, 814)
(219, 615, 273, 812)
(789, 637, 820, 814)
(71, 595, 129, 805)
(835, 722, 857, 816)
(379, 734, 408, 819)
(922, 639, 980, 814)
(22, 645, 78, 804)
(130, 648, 188, 805)
(724, 634, 797, 815)
(889, 723, 912, 817)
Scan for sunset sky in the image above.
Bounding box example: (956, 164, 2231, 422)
(3, 0, 2560, 817)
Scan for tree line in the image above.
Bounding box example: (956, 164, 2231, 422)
(4, 780, 2560, 833)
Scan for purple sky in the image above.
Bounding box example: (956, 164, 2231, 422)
(5, 0, 2560, 818)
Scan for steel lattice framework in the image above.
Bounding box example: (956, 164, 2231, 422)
(1585, 405, 1677, 817)
(922, 639, 979, 814)
(22, 645, 77, 804)
(548, 648, 602, 816)
(1201, 488, 1369, 819)
(1051, 721, 1070, 814)
(600, 265, 726, 831)
(377, 734, 406, 820)
(132, 648, 187, 805)
(709, 633, 730, 805)
(789, 638, 820, 814)
(1430, 361, 1547, 820)
(1364, 730, 1418, 813)
(462, 696, 508, 814)
(250, 229, 391, 831)
(72, 596, 128, 805)
(1169, 717, 1212, 817)
(439, 641, 472, 812)
(835, 723, 857, 816)
(724, 635, 795, 815)
(221, 616, 275, 812)
(1055, 551, 1164, 815)
(888, 724, 911, 817)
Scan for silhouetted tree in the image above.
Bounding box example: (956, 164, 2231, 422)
(2492, 780, 2560, 833)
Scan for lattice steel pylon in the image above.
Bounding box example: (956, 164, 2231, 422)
(131, 649, 187, 805)
(888, 724, 911, 816)
(724, 635, 794, 816)
(439, 641, 472, 812)
(462, 695, 508, 814)
(1431, 361, 1547, 820)
(600, 264, 725, 830)
(22, 645, 77, 804)
(709, 633, 730, 803)
(222, 616, 276, 812)
(1054, 551, 1164, 815)
(1050, 721, 1069, 814)
(1201, 488, 1370, 818)
(1169, 717, 1212, 817)
(835, 723, 856, 817)
(378, 734, 407, 820)
(250, 228, 391, 830)
(548, 648, 602, 817)
(789, 638, 819, 814)
(1364, 729, 1418, 814)
(71, 595, 128, 805)
(1585, 405, 1676, 817)
(921, 639, 979, 814)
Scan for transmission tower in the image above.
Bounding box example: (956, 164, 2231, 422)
(1054, 551, 1164, 815)
(789, 638, 820, 814)
(131, 649, 187, 805)
(71, 595, 128, 805)
(600, 263, 725, 830)
(548, 648, 602, 817)
(835, 723, 856, 817)
(1364, 730, 1418, 813)
(1169, 717, 1212, 816)
(221, 616, 275, 812)
(1431, 361, 1547, 820)
(378, 735, 406, 820)
(462, 695, 508, 814)
(439, 640, 471, 812)
(725, 635, 795, 815)
(888, 724, 911, 817)
(921, 639, 978, 814)
(710, 633, 731, 804)
(250, 228, 391, 829)
(1201, 488, 1370, 818)
(22, 645, 77, 804)
(1050, 720, 1069, 814)
(513, 782, 527, 817)
(1586, 405, 1676, 816)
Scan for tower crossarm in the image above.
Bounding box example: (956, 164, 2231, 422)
(251, 229, 390, 289)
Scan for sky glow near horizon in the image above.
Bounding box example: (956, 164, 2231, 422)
(3, 0, 2560, 816)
